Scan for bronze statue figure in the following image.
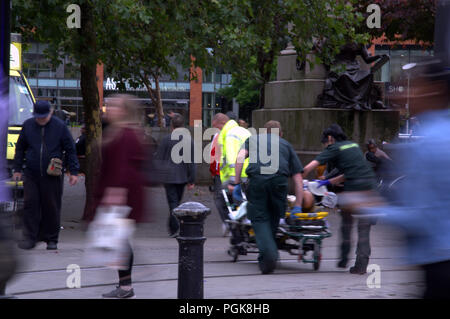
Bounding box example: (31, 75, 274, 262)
(316, 42, 389, 110)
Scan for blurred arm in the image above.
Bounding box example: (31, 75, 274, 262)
(329, 174, 345, 185)
(234, 148, 248, 184)
(292, 173, 304, 207)
(302, 160, 320, 178)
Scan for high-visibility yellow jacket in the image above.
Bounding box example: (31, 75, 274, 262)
(218, 120, 251, 184)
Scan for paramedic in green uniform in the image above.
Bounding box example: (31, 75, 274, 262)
(303, 124, 379, 274)
(232, 121, 304, 274)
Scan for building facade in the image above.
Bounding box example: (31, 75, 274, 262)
(22, 42, 232, 127)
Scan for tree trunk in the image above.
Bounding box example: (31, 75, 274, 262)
(79, 2, 102, 220)
(257, 46, 276, 109)
(142, 73, 164, 128)
(154, 75, 164, 128)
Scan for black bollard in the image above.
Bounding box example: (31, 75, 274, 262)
(173, 202, 210, 299)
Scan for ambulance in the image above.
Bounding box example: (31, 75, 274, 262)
(5, 33, 36, 199)
(7, 33, 36, 171)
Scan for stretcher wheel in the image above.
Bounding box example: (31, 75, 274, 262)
(313, 244, 321, 271)
(228, 247, 239, 262)
(313, 256, 321, 271)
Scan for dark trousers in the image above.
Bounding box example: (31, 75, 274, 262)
(246, 175, 288, 274)
(423, 260, 450, 299)
(0, 213, 17, 295)
(340, 211, 373, 270)
(118, 242, 134, 286)
(23, 173, 63, 243)
(213, 175, 229, 223)
(164, 183, 186, 233)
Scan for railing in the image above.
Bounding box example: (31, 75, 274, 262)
(397, 133, 424, 142)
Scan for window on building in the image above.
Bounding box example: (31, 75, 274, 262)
(202, 92, 223, 127)
(375, 45, 434, 84)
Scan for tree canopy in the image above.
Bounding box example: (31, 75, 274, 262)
(357, 0, 435, 44)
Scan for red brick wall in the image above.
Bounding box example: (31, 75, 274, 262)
(189, 65, 203, 127)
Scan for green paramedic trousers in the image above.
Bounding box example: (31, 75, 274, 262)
(246, 175, 288, 274)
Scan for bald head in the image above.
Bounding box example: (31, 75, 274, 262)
(212, 113, 229, 130)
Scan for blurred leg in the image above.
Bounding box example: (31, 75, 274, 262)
(339, 210, 353, 267)
(213, 176, 229, 223)
(252, 221, 278, 274)
(423, 260, 450, 299)
(164, 184, 184, 235)
(267, 176, 288, 250)
(355, 218, 372, 272)
(118, 243, 134, 286)
(247, 177, 277, 274)
(22, 174, 41, 243)
(38, 175, 63, 243)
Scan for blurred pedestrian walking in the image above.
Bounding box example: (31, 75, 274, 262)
(365, 139, 391, 172)
(362, 58, 450, 298)
(75, 126, 86, 175)
(13, 100, 79, 250)
(152, 113, 195, 237)
(0, 69, 17, 298)
(85, 94, 146, 299)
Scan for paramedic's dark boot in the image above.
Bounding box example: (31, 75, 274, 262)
(337, 258, 348, 268)
(46, 241, 57, 250)
(350, 256, 369, 274)
(338, 239, 351, 268)
(337, 248, 349, 268)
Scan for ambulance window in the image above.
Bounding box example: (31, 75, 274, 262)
(8, 75, 34, 125)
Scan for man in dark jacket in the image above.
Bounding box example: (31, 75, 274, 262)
(152, 113, 195, 237)
(12, 101, 79, 250)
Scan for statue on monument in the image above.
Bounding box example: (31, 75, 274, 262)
(313, 42, 389, 110)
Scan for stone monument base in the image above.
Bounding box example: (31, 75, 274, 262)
(252, 108, 400, 165)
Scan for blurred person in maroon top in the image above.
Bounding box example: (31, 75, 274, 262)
(84, 94, 146, 299)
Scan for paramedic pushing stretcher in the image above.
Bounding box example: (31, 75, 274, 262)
(302, 124, 380, 274)
(232, 121, 304, 274)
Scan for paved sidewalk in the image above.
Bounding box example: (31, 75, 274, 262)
(4, 176, 424, 299)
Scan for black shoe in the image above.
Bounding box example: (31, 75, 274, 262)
(18, 240, 35, 250)
(349, 266, 367, 275)
(46, 242, 58, 250)
(350, 256, 369, 274)
(259, 260, 276, 275)
(168, 215, 180, 237)
(102, 286, 135, 299)
(337, 259, 348, 268)
(169, 229, 179, 238)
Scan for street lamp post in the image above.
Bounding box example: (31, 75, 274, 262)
(402, 63, 416, 135)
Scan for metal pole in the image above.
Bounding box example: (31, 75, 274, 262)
(173, 202, 210, 299)
(406, 74, 410, 135)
